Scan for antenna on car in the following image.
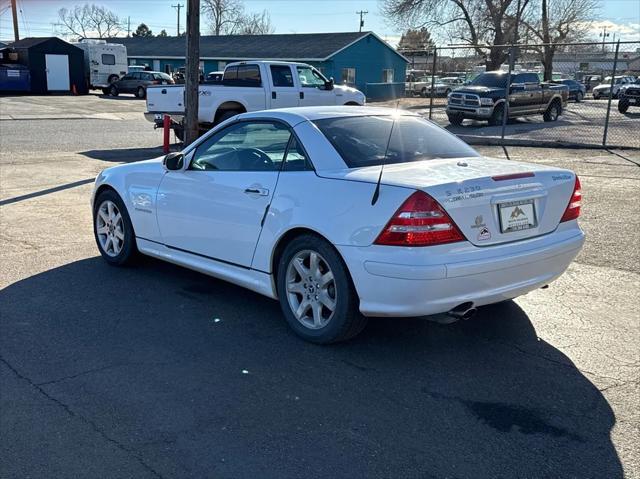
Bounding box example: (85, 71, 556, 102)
(371, 116, 396, 206)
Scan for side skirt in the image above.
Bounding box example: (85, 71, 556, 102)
(136, 237, 278, 300)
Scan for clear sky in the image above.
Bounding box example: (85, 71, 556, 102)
(1, 0, 639, 46)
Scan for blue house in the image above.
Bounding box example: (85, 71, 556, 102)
(113, 32, 408, 100)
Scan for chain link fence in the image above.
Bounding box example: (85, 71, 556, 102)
(387, 41, 640, 149)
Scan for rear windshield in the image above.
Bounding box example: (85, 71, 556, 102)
(313, 115, 479, 169)
(471, 72, 508, 88)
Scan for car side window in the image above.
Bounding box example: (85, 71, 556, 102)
(270, 65, 295, 87)
(282, 136, 312, 171)
(190, 121, 292, 172)
(296, 66, 326, 88)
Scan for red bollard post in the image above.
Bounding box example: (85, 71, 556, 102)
(163, 114, 171, 154)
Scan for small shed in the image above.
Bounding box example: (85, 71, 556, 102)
(1, 37, 87, 94)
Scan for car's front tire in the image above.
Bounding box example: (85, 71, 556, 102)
(618, 99, 629, 113)
(93, 189, 137, 266)
(448, 114, 464, 126)
(276, 235, 366, 344)
(136, 86, 146, 99)
(543, 99, 562, 122)
(488, 104, 505, 126)
(109, 85, 118, 96)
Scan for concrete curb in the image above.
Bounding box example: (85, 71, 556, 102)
(457, 134, 640, 151)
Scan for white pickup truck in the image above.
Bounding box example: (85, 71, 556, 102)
(144, 60, 366, 140)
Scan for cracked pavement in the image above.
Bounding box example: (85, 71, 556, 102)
(1, 95, 639, 478)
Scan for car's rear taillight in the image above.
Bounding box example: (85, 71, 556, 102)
(560, 176, 581, 222)
(374, 191, 466, 246)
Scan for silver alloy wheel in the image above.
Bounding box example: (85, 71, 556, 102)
(285, 249, 337, 330)
(550, 104, 559, 120)
(96, 200, 125, 257)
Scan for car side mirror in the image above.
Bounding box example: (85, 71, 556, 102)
(325, 78, 334, 90)
(163, 152, 184, 171)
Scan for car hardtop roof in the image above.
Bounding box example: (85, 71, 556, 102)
(238, 106, 420, 124)
(225, 60, 315, 68)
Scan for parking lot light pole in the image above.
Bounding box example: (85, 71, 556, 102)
(602, 40, 620, 147)
(184, 0, 200, 146)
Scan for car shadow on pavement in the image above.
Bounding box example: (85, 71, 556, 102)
(0, 256, 623, 478)
(80, 146, 179, 163)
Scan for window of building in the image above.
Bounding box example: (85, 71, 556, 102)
(382, 69, 394, 83)
(101, 54, 116, 65)
(341, 68, 356, 85)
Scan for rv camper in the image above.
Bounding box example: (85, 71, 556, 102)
(72, 39, 127, 93)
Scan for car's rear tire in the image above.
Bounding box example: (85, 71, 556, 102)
(488, 104, 504, 126)
(136, 86, 146, 99)
(420, 87, 428, 98)
(448, 114, 464, 126)
(618, 99, 629, 113)
(93, 189, 137, 266)
(109, 85, 118, 96)
(575, 91, 583, 102)
(276, 234, 367, 344)
(543, 99, 562, 122)
(108, 74, 119, 84)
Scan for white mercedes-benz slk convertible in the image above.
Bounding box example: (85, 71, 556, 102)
(92, 106, 584, 343)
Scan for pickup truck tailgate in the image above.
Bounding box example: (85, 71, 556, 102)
(146, 85, 185, 114)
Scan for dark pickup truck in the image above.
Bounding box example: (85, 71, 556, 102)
(447, 71, 568, 126)
(618, 82, 640, 113)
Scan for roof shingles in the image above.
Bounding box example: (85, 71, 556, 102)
(113, 32, 369, 60)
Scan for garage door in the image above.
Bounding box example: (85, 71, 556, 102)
(45, 54, 70, 91)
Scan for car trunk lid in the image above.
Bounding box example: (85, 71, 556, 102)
(320, 157, 577, 246)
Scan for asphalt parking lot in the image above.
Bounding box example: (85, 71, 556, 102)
(379, 96, 640, 149)
(1, 94, 639, 478)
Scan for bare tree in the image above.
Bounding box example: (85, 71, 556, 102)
(237, 10, 274, 35)
(521, 0, 599, 80)
(58, 4, 122, 39)
(201, 0, 244, 35)
(382, 0, 530, 69)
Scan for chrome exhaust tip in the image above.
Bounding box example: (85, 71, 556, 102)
(447, 302, 477, 320)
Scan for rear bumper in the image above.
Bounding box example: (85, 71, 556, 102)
(337, 223, 585, 317)
(144, 111, 185, 123)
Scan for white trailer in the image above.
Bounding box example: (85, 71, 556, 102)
(72, 39, 128, 93)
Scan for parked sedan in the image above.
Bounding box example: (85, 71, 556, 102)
(91, 106, 584, 343)
(109, 71, 174, 99)
(553, 79, 586, 102)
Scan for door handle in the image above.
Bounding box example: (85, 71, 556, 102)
(244, 187, 269, 196)
(272, 91, 277, 99)
(299, 91, 304, 99)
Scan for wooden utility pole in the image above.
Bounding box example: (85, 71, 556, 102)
(184, 0, 200, 145)
(356, 10, 368, 33)
(172, 4, 184, 36)
(10, 0, 20, 42)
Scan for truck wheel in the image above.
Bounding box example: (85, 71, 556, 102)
(136, 86, 146, 99)
(420, 87, 428, 98)
(109, 85, 118, 96)
(618, 99, 629, 113)
(215, 110, 240, 125)
(488, 104, 504, 126)
(108, 74, 119, 84)
(575, 92, 583, 102)
(543, 100, 561, 122)
(448, 114, 464, 126)
(173, 126, 184, 142)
